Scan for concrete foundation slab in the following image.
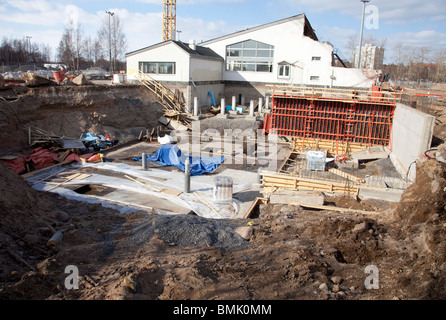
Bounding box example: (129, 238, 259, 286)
(358, 187, 404, 203)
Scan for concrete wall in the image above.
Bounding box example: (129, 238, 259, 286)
(390, 103, 435, 181)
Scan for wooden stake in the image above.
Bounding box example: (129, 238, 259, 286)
(124, 175, 161, 192)
(289, 201, 380, 215)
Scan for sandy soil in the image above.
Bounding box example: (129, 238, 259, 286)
(0, 84, 445, 302)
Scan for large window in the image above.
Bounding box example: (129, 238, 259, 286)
(139, 62, 175, 75)
(226, 40, 274, 72)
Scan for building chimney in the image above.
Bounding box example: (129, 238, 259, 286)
(189, 40, 196, 51)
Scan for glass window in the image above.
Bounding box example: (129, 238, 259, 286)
(257, 63, 271, 72)
(242, 50, 256, 57)
(257, 50, 272, 57)
(243, 63, 256, 72)
(225, 40, 274, 73)
(227, 49, 241, 57)
(279, 65, 290, 78)
(243, 40, 257, 48)
(310, 76, 320, 81)
(140, 62, 175, 75)
(158, 62, 175, 74)
(312, 56, 321, 61)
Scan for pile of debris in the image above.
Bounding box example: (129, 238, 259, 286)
(0, 126, 118, 174)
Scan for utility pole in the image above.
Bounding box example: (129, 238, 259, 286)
(106, 11, 115, 75)
(357, 0, 370, 68)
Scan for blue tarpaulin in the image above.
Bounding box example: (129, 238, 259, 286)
(133, 144, 224, 176)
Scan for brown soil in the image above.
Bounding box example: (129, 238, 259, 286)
(1, 84, 446, 302)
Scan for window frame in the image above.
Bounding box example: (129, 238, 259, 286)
(225, 40, 274, 73)
(278, 64, 291, 79)
(139, 62, 176, 75)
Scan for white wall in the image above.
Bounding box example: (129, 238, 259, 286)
(201, 17, 335, 86)
(190, 57, 222, 82)
(330, 67, 376, 88)
(126, 42, 190, 82)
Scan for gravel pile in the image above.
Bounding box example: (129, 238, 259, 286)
(131, 214, 250, 249)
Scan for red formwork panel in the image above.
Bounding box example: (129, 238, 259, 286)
(270, 95, 396, 148)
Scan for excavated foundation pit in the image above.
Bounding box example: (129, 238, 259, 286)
(2, 83, 446, 301)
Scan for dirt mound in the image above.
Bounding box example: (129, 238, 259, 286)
(0, 161, 55, 234)
(395, 156, 446, 226)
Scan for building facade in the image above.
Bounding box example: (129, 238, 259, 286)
(354, 43, 385, 70)
(126, 14, 376, 111)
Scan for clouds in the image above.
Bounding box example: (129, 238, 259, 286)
(0, 0, 444, 64)
(283, 0, 446, 24)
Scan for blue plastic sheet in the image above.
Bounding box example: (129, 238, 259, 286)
(133, 145, 224, 176)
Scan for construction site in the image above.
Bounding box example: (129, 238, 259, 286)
(1, 2, 446, 302)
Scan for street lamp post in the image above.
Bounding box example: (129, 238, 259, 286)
(106, 11, 115, 75)
(357, 0, 370, 69)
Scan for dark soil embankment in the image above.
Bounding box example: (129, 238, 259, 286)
(0, 84, 162, 155)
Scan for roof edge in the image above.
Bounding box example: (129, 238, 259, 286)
(200, 13, 307, 46)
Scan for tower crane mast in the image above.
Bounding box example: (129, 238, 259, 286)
(163, 0, 176, 41)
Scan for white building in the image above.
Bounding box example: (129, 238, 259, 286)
(354, 43, 385, 70)
(126, 14, 375, 110)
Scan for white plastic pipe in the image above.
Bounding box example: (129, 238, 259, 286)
(221, 98, 225, 115)
(194, 97, 198, 116)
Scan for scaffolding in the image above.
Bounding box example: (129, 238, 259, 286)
(267, 85, 400, 155)
(163, 0, 176, 42)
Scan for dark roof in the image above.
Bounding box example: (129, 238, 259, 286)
(172, 41, 223, 60)
(126, 40, 223, 60)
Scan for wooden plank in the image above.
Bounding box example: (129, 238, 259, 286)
(289, 201, 380, 216)
(87, 195, 154, 211)
(161, 189, 183, 196)
(124, 175, 161, 192)
(242, 197, 268, 219)
(328, 168, 365, 184)
(47, 173, 83, 191)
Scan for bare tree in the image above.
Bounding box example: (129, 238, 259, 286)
(93, 38, 102, 67)
(98, 12, 127, 73)
(57, 28, 75, 69)
(57, 21, 86, 71)
(345, 34, 358, 64)
(432, 49, 446, 83)
(112, 15, 127, 72)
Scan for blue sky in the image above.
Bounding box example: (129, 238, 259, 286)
(0, 0, 445, 63)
